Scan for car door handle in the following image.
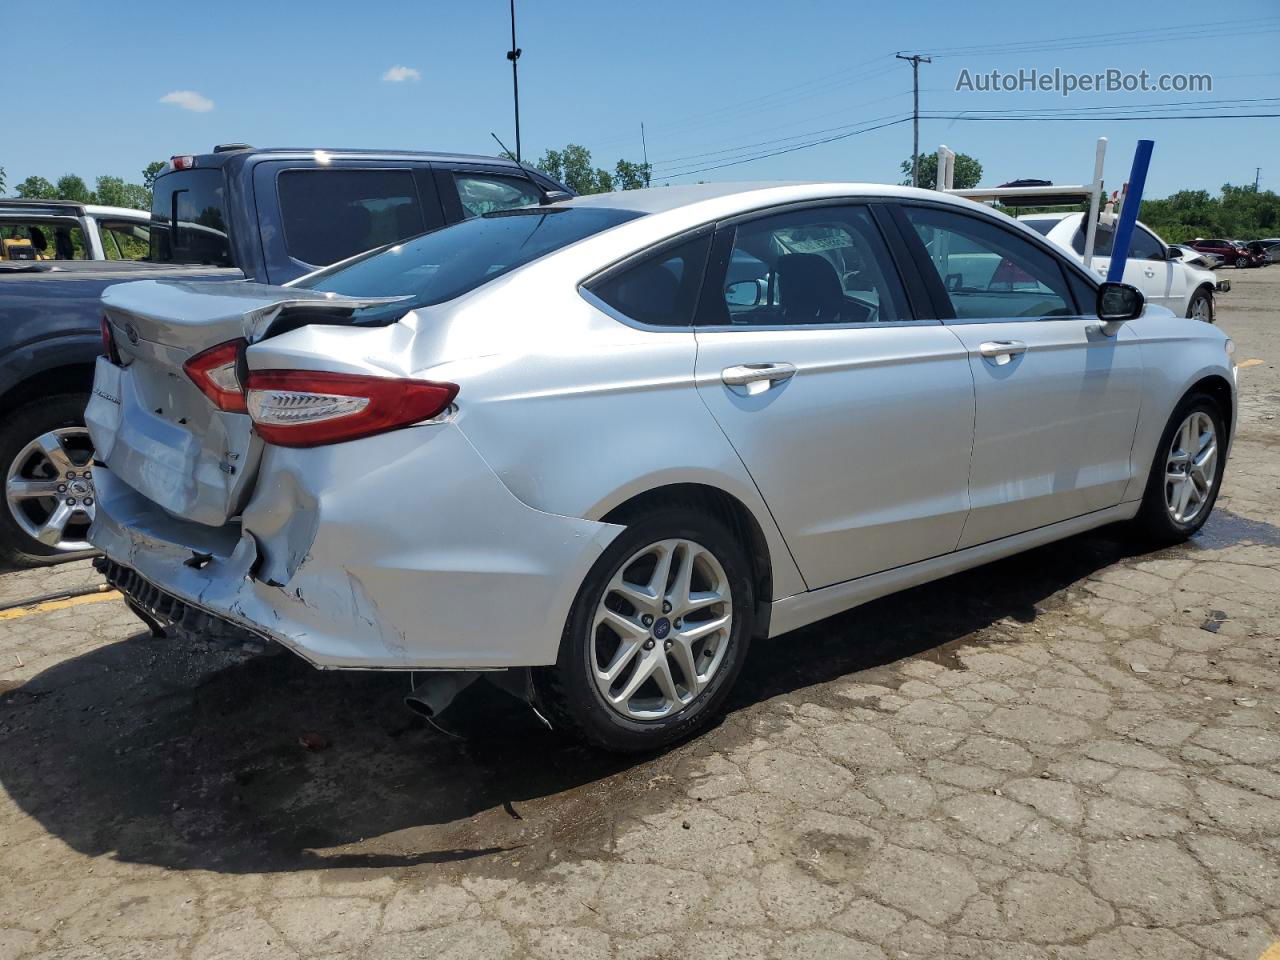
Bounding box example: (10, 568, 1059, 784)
(1143, 267, 1156, 278)
(977, 340, 1027, 366)
(721, 362, 797, 386)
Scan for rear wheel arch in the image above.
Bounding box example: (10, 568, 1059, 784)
(601, 482, 774, 634)
(0, 362, 97, 418)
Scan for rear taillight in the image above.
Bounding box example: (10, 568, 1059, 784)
(100, 316, 121, 364)
(170, 155, 195, 170)
(183, 339, 248, 413)
(245, 370, 458, 448)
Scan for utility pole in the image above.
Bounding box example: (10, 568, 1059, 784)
(641, 122, 650, 187)
(1255, 167, 1262, 191)
(506, 0, 522, 162)
(896, 52, 931, 187)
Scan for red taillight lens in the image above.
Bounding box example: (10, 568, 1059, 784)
(244, 370, 458, 448)
(170, 155, 195, 171)
(183, 339, 248, 413)
(100, 316, 121, 364)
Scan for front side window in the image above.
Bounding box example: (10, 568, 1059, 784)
(298, 206, 643, 319)
(587, 234, 711, 327)
(905, 205, 1075, 319)
(454, 173, 542, 219)
(278, 169, 427, 267)
(703, 205, 910, 327)
(0, 221, 87, 260)
(150, 169, 231, 266)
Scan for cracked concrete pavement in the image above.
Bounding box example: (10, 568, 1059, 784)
(1, 268, 1279, 959)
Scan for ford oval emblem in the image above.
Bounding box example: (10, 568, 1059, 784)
(125, 323, 140, 345)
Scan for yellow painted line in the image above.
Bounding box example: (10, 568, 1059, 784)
(1258, 943, 1280, 960)
(1238, 358, 1265, 369)
(0, 590, 122, 621)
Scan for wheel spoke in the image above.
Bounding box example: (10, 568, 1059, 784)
(677, 613, 731, 644)
(667, 636, 702, 695)
(36, 501, 74, 546)
(8, 478, 62, 499)
(596, 607, 649, 640)
(665, 543, 697, 614)
(646, 542, 676, 601)
(597, 639, 642, 684)
(33, 432, 74, 474)
(1176, 476, 1194, 520)
(611, 651, 660, 706)
(609, 578, 659, 615)
(650, 655, 682, 705)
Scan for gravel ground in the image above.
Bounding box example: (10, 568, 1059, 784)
(1, 268, 1278, 960)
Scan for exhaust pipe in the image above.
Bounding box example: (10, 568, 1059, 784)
(404, 672, 480, 719)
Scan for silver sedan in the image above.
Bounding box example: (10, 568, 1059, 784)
(86, 182, 1237, 752)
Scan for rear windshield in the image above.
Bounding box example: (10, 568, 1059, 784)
(150, 169, 232, 266)
(1019, 218, 1060, 237)
(297, 206, 642, 310)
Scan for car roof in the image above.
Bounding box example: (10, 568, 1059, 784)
(83, 204, 149, 219)
(171, 146, 551, 170)
(561, 180, 1009, 217)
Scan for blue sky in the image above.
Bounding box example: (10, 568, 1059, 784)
(4, 0, 1278, 199)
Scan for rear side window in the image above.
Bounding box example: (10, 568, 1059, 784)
(150, 170, 231, 266)
(298, 206, 643, 317)
(1019, 218, 1060, 237)
(98, 220, 150, 260)
(1072, 222, 1164, 261)
(454, 173, 542, 218)
(278, 169, 427, 266)
(587, 234, 711, 327)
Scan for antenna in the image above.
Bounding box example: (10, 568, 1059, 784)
(641, 122, 651, 187)
(491, 132, 568, 206)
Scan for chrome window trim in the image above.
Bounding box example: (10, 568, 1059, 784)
(695, 318, 944, 333)
(578, 286, 700, 334)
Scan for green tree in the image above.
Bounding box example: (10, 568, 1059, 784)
(902, 152, 982, 190)
(94, 175, 129, 207)
(613, 158, 652, 191)
(142, 161, 166, 189)
(121, 183, 151, 211)
(55, 174, 94, 203)
(536, 144, 650, 195)
(16, 176, 57, 199)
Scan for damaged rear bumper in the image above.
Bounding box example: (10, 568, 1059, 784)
(90, 422, 623, 670)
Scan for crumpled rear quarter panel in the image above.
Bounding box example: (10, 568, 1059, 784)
(91, 422, 623, 669)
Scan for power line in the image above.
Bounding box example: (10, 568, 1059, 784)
(922, 112, 1280, 121)
(658, 116, 912, 181)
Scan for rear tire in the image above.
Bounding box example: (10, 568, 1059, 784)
(0, 394, 97, 568)
(1186, 289, 1214, 324)
(534, 507, 754, 753)
(1131, 393, 1226, 545)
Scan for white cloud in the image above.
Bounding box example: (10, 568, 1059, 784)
(159, 90, 215, 113)
(382, 65, 421, 83)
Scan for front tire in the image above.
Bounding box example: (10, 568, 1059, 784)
(1132, 393, 1226, 544)
(0, 394, 98, 568)
(534, 508, 754, 753)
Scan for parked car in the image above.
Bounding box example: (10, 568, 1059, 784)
(1260, 240, 1280, 263)
(87, 182, 1236, 752)
(1187, 238, 1262, 269)
(1020, 213, 1224, 322)
(1, 200, 150, 262)
(1244, 240, 1276, 265)
(1171, 243, 1222, 270)
(0, 145, 571, 566)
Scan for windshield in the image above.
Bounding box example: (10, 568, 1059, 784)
(296, 206, 643, 312)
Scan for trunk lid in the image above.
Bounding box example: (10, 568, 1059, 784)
(87, 279, 407, 526)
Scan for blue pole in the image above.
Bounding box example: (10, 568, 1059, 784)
(1106, 139, 1155, 283)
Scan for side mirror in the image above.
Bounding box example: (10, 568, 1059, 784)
(725, 280, 762, 306)
(1097, 281, 1144, 322)
(1167, 245, 1183, 261)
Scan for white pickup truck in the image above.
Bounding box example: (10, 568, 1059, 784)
(0, 200, 151, 262)
(1019, 211, 1227, 323)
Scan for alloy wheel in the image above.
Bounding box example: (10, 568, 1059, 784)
(590, 538, 733, 721)
(5, 428, 96, 552)
(1191, 296, 1212, 323)
(1164, 411, 1217, 525)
